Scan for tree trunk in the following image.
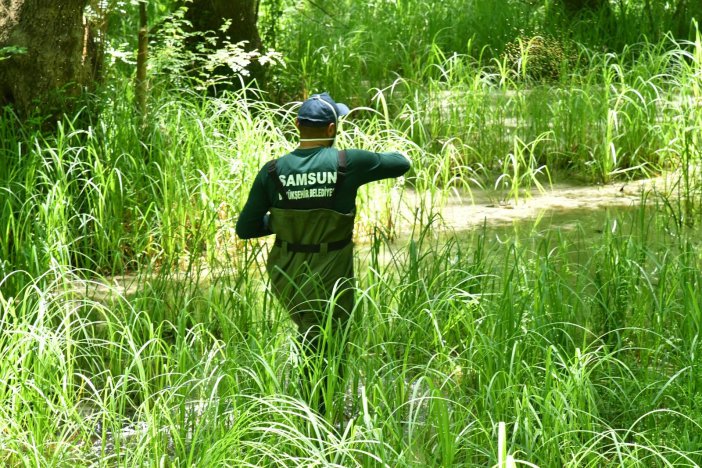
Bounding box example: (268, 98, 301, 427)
(135, 1, 148, 120)
(562, 0, 610, 15)
(0, 0, 96, 117)
(672, 0, 698, 38)
(182, 0, 264, 85)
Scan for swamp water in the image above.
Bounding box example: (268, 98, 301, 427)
(61, 173, 702, 465)
(77, 175, 667, 300)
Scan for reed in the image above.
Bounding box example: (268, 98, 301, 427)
(2, 198, 702, 465)
(1, 3, 701, 466)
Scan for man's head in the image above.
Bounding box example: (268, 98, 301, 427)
(296, 92, 350, 145)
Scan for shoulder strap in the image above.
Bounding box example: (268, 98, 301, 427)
(338, 150, 347, 172)
(333, 150, 347, 200)
(266, 159, 289, 201)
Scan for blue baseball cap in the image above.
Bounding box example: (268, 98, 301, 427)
(297, 92, 350, 127)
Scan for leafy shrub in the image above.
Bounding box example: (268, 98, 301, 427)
(502, 35, 579, 83)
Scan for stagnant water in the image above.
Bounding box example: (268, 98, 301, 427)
(65, 173, 701, 460)
(72, 173, 687, 300)
(388, 173, 672, 238)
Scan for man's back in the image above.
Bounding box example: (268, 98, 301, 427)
(236, 147, 409, 238)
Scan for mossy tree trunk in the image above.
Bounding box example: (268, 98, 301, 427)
(0, 0, 97, 117)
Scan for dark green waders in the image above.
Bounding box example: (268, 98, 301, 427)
(265, 152, 355, 416)
(267, 208, 355, 333)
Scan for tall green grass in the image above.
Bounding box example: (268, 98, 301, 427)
(2, 19, 700, 285)
(1, 82, 428, 287)
(272, 4, 701, 185)
(1, 4, 701, 465)
(1, 199, 701, 465)
(370, 31, 701, 184)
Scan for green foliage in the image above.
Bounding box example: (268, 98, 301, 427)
(1, 202, 702, 465)
(0, 46, 28, 62)
(145, 7, 282, 92)
(502, 35, 580, 83)
(1, 1, 702, 465)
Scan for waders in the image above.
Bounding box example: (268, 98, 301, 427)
(265, 151, 355, 415)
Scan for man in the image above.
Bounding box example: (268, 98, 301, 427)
(236, 92, 410, 414)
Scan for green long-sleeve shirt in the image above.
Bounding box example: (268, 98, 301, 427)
(236, 147, 410, 239)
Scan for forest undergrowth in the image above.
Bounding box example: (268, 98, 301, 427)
(0, 3, 701, 466)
